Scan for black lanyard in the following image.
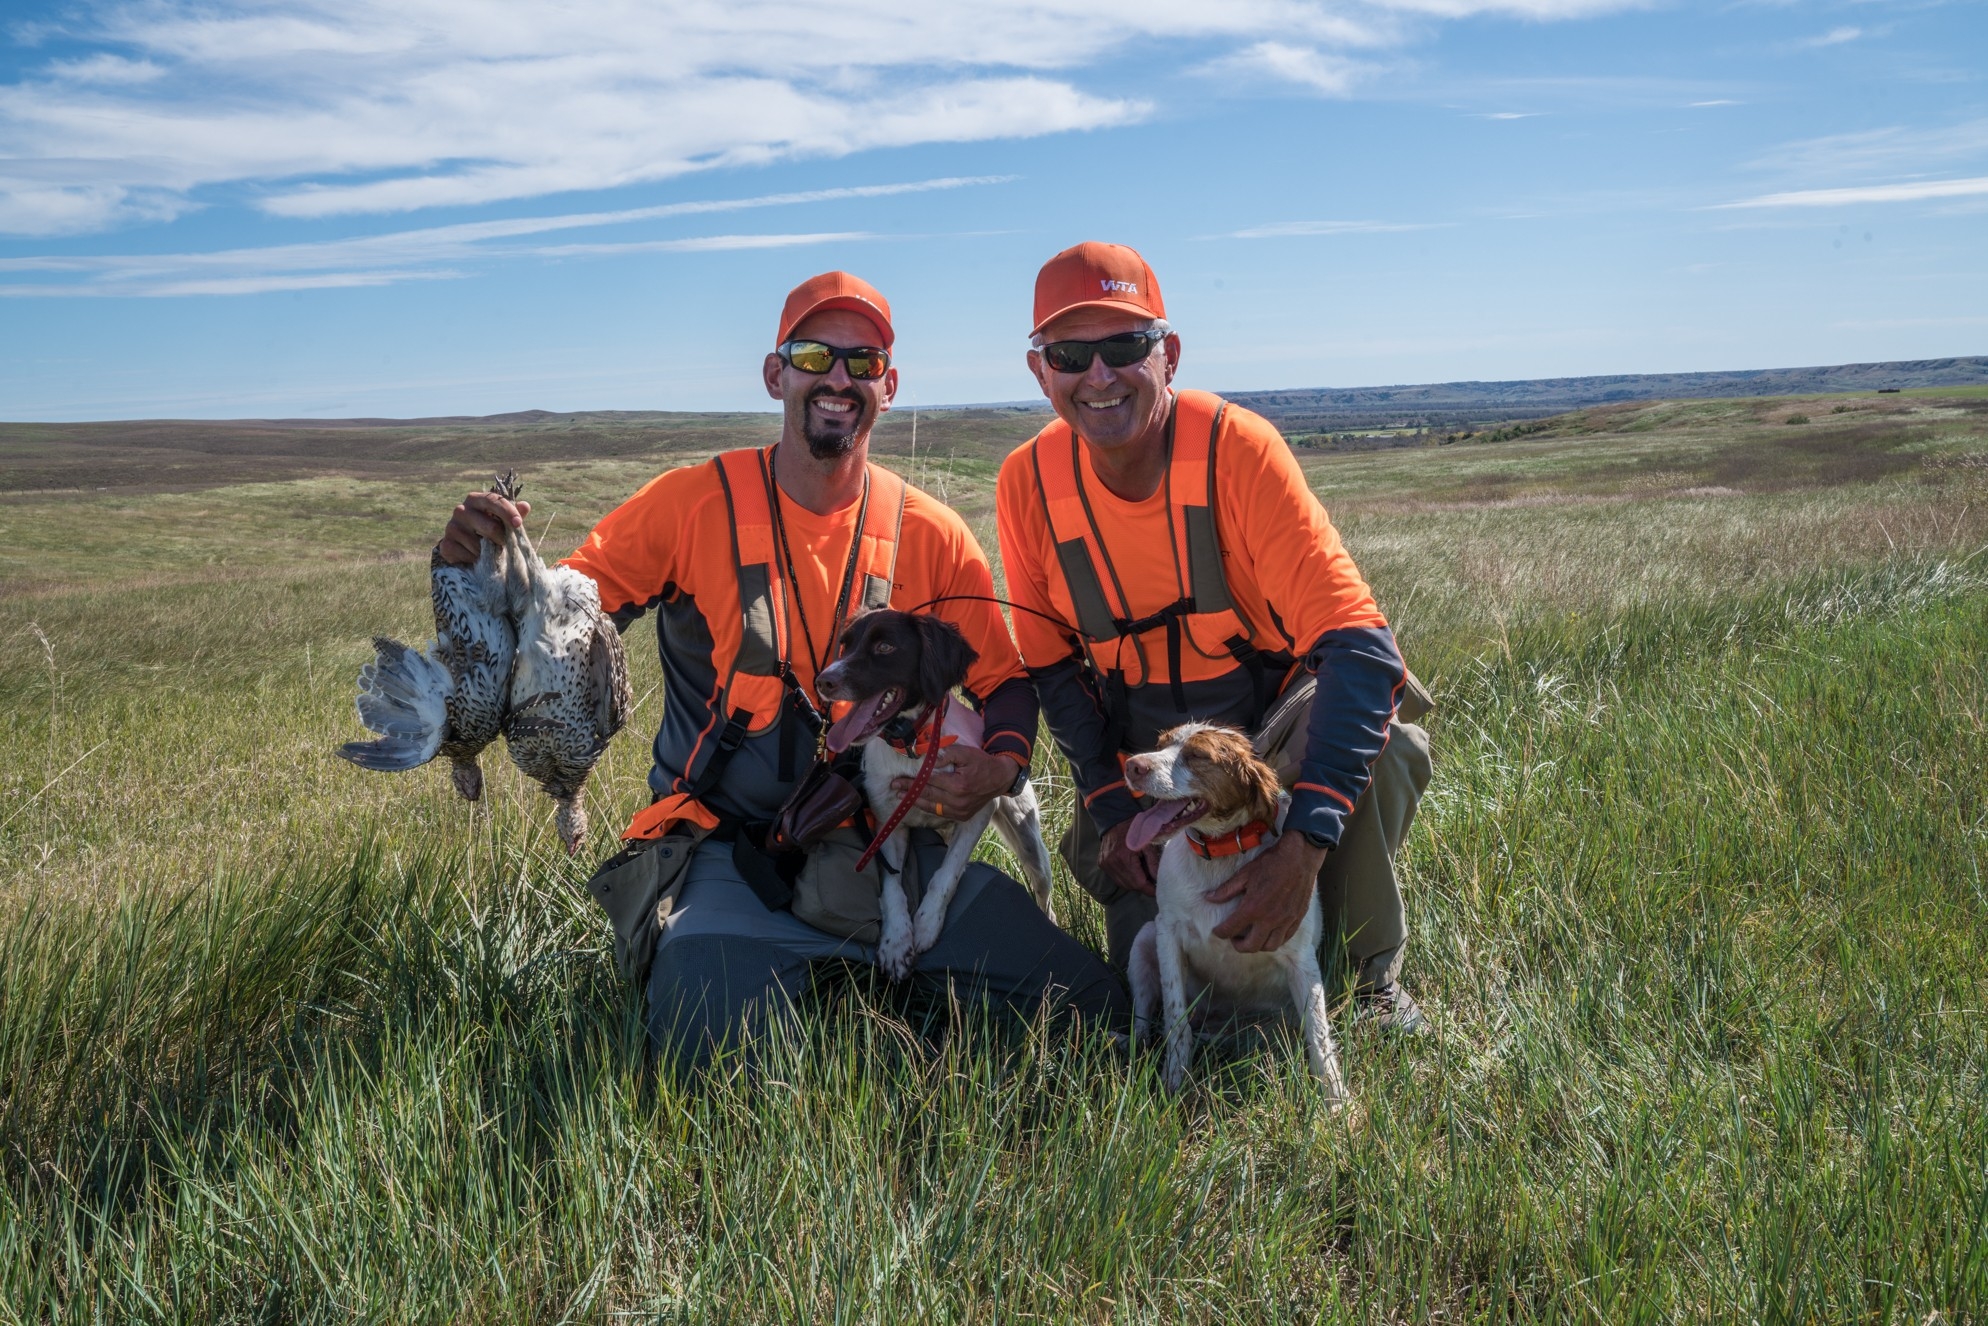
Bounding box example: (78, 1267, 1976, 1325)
(759, 446, 870, 719)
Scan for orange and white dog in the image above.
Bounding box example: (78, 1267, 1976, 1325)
(1123, 723, 1348, 1102)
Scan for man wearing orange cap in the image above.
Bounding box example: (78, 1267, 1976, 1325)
(996, 243, 1434, 1031)
(442, 271, 1124, 1073)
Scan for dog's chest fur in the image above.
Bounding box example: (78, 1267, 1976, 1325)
(857, 701, 986, 833)
(1156, 813, 1320, 1014)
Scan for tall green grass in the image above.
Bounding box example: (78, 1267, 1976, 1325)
(3, 401, 1986, 1320)
(3, 556, 1983, 1321)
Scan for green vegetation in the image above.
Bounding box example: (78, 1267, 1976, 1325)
(2, 394, 1985, 1321)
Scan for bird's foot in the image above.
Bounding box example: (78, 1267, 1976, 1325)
(555, 796, 587, 856)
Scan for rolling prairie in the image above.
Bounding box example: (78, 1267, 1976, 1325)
(2, 391, 1985, 1322)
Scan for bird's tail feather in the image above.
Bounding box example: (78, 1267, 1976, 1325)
(337, 635, 451, 772)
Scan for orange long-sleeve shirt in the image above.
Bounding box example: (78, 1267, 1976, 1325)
(563, 452, 1033, 830)
(996, 396, 1403, 843)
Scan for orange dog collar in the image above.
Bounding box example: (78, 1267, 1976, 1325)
(1186, 821, 1271, 859)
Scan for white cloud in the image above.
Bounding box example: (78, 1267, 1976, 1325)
(1797, 25, 1864, 48)
(1222, 219, 1447, 238)
(1716, 176, 1988, 208)
(0, 270, 467, 297)
(1205, 42, 1376, 96)
(43, 55, 168, 85)
(532, 231, 875, 257)
(0, 170, 996, 293)
(1375, 0, 1646, 15)
(1751, 118, 1988, 184)
(0, 0, 1647, 235)
(0, 175, 988, 281)
(0, 225, 879, 296)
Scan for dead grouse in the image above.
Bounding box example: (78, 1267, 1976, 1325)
(337, 471, 522, 799)
(497, 500, 633, 853)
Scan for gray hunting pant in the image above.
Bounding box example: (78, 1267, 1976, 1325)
(647, 832, 1128, 1076)
(1062, 719, 1433, 992)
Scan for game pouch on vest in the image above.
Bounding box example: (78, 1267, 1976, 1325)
(587, 826, 711, 982)
(789, 825, 926, 943)
(1253, 669, 1435, 786)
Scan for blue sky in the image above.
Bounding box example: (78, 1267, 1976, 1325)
(1, 0, 1982, 421)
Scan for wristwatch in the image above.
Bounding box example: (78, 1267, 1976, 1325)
(1006, 760, 1030, 797)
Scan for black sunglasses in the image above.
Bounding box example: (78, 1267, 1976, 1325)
(1038, 328, 1167, 374)
(779, 340, 891, 380)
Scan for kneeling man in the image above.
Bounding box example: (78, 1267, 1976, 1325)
(996, 243, 1433, 1030)
(443, 271, 1125, 1072)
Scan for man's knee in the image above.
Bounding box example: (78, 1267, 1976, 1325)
(645, 933, 808, 1078)
(922, 867, 1130, 1023)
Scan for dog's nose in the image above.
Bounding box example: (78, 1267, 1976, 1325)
(815, 665, 843, 698)
(1124, 754, 1151, 781)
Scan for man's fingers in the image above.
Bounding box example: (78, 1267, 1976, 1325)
(918, 766, 971, 795)
(1204, 873, 1250, 905)
(463, 493, 530, 527)
(1219, 916, 1274, 953)
(1106, 853, 1156, 896)
(455, 507, 509, 544)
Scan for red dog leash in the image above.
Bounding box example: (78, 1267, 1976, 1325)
(855, 695, 948, 874)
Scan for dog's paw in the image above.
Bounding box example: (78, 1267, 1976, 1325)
(911, 905, 945, 955)
(1162, 1055, 1189, 1094)
(877, 928, 916, 981)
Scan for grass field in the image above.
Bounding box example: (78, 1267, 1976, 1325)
(2, 392, 1986, 1322)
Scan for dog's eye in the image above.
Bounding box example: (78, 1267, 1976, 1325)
(872, 641, 895, 654)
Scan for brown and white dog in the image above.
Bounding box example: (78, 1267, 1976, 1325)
(1123, 723, 1348, 1101)
(815, 609, 1056, 980)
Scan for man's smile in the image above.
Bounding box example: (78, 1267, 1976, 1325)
(1078, 395, 1128, 411)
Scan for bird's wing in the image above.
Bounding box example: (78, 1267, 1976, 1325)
(587, 610, 633, 740)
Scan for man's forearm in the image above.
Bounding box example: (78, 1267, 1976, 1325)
(977, 674, 1038, 768)
(1287, 625, 1406, 846)
(1031, 657, 1140, 832)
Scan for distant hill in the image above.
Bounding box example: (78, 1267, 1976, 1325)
(1227, 356, 1988, 433)
(8, 356, 1985, 494)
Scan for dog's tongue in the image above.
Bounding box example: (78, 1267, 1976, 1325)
(825, 691, 892, 754)
(1125, 798, 1203, 852)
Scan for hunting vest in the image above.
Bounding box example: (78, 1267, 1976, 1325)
(624, 447, 905, 840)
(1029, 388, 1272, 719)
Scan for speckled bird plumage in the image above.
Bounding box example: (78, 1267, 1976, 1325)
(498, 511, 633, 853)
(338, 472, 522, 798)
(338, 470, 633, 853)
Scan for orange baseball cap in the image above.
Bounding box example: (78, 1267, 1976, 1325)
(1031, 241, 1165, 337)
(777, 271, 894, 349)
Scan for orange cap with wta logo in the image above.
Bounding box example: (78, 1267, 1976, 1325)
(777, 271, 894, 350)
(1031, 241, 1165, 337)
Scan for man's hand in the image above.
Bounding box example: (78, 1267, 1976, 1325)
(438, 491, 532, 566)
(1097, 819, 1162, 897)
(1209, 831, 1329, 953)
(890, 747, 1020, 823)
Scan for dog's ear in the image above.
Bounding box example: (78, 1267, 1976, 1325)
(912, 614, 979, 705)
(1217, 731, 1283, 826)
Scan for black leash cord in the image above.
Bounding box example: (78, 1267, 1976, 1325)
(904, 593, 1080, 630)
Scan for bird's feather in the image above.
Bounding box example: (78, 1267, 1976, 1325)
(338, 636, 452, 770)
